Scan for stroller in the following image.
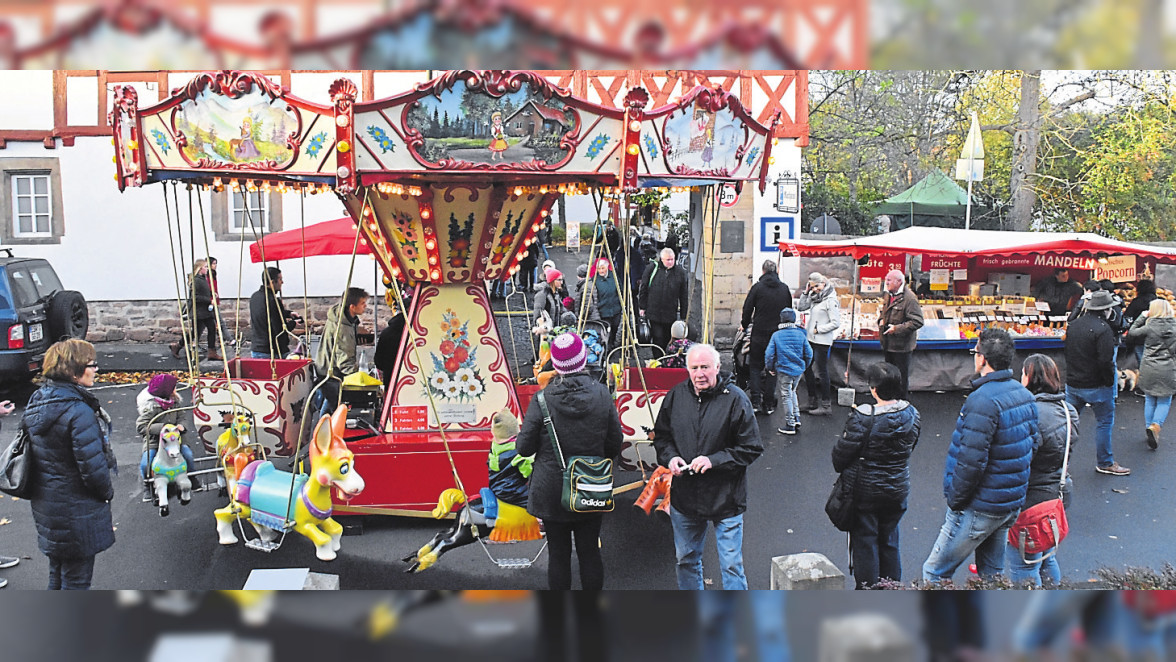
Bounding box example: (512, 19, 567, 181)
(532, 318, 611, 386)
(732, 323, 751, 390)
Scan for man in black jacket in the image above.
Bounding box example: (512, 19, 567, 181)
(1064, 289, 1129, 476)
(653, 344, 763, 590)
(638, 248, 690, 351)
(249, 267, 300, 359)
(740, 260, 792, 415)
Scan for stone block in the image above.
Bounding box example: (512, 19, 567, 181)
(104, 329, 126, 341)
(303, 572, 340, 590)
(818, 613, 915, 662)
(126, 329, 154, 342)
(769, 552, 845, 590)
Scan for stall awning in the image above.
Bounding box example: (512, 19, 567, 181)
(248, 218, 371, 263)
(780, 227, 1176, 264)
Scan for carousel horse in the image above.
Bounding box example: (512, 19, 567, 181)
(216, 413, 256, 498)
(149, 424, 192, 517)
(404, 410, 541, 572)
(214, 405, 364, 561)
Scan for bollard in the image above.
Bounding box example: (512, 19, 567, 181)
(769, 552, 846, 590)
(818, 613, 915, 662)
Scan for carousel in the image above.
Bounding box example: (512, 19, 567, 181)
(111, 69, 779, 564)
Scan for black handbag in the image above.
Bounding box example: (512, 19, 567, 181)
(825, 405, 876, 532)
(0, 421, 32, 499)
(538, 392, 614, 513)
(636, 316, 652, 345)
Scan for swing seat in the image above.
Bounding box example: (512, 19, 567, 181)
(235, 460, 308, 532)
(488, 501, 541, 543)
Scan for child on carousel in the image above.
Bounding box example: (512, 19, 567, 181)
(660, 320, 695, 368)
(136, 374, 195, 478)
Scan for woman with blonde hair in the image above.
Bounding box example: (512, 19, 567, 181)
(25, 339, 115, 589)
(1127, 298, 1176, 449)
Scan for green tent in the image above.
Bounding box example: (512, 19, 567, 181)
(872, 170, 992, 229)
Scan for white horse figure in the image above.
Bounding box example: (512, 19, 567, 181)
(151, 424, 192, 517)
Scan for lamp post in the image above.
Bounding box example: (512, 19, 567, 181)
(956, 111, 985, 230)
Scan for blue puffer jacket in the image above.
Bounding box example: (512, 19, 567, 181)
(25, 380, 116, 559)
(764, 324, 812, 377)
(943, 369, 1037, 514)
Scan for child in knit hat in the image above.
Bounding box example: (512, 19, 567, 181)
(660, 320, 695, 368)
(765, 308, 812, 436)
(137, 373, 195, 478)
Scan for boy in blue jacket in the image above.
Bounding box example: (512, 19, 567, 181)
(766, 308, 812, 435)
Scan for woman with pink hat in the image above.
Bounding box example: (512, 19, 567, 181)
(516, 331, 623, 589)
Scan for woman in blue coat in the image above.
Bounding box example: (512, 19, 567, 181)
(26, 339, 115, 589)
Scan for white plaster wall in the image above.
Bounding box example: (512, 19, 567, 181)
(753, 140, 803, 289)
(0, 71, 54, 131)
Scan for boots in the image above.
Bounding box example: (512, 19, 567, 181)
(169, 342, 183, 359)
(809, 398, 832, 416)
(206, 350, 223, 361)
(634, 466, 672, 515)
(1147, 423, 1161, 450)
(800, 397, 819, 413)
(655, 487, 672, 517)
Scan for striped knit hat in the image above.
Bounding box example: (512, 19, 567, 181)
(550, 332, 587, 374)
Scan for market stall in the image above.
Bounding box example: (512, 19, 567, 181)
(781, 227, 1176, 392)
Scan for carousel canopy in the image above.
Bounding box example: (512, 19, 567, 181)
(780, 226, 1176, 264)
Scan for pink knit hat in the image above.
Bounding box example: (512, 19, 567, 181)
(148, 373, 179, 398)
(550, 332, 587, 374)
(546, 269, 563, 285)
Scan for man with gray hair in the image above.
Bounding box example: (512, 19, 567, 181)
(740, 259, 792, 415)
(879, 269, 923, 399)
(639, 247, 690, 351)
(653, 343, 764, 589)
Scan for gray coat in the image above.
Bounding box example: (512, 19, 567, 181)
(1128, 316, 1176, 396)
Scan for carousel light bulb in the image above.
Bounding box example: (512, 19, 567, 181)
(768, 157, 776, 165)
(391, 267, 401, 277)
(129, 140, 138, 150)
(421, 208, 431, 220)
(335, 115, 350, 127)
(428, 255, 438, 265)
(629, 120, 641, 132)
(524, 238, 533, 246)
(627, 144, 639, 155)
(431, 269, 441, 280)
(509, 266, 519, 275)
(539, 186, 548, 193)
(338, 140, 351, 153)
(425, 238, 436, 251)
(514, 187, 524, 196)
(540, 209, 549, 217)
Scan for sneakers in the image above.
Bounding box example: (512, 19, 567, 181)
(1147, 423, 1161, 450)
(1096, 462, 1131, 476)
(777, 425, 796, 435)
(0, 555, 18, 569)
(763, 405, 776, 416)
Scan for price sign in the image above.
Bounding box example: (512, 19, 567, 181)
(392, 406, 430, 431)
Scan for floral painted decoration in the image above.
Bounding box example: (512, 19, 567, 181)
(744, 146, 760, 167)
(151, 128, 171, 155)
(428, 309, 485, 402)
(490, 208, 522, 265)
(643, 134, 659, 160)
(306, 132, 328, 158)
(447, 212, 476, 269)
(586, 134, 611, 159)
(367, 126, 396, 154)
(391, 210, 420, 262)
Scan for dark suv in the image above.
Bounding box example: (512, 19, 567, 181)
(0, 251, 88, 383)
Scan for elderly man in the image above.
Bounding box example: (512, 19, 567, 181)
(653, 344, 764, 589)
(879, 269, 924, 399)
(639, 248, 690, 351)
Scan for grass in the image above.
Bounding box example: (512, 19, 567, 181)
(431, 136, 523, 150)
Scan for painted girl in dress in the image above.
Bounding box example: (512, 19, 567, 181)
(488, 111, 509, 161)
(234, 116, 261, 160)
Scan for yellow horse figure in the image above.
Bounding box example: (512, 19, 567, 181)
(216, 413, 256, 498)
(214, 405, 364, 561)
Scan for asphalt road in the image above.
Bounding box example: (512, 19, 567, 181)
(0, 378, 1170, 592)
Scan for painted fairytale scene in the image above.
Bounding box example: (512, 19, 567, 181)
(406, 80, 574, 166)
(662, 101, 746, 175)
(174, 88, 297, 167)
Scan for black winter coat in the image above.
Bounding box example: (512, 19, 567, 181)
(638, 261, 689, 324)
(189, 273, 214, 321)
(652, 372, 763, 520)
(1026, 393, 1077, 510)
(1064, 313, 1117, 388)
(832, 401, 921, 511)
(26, 380, 116, 559)
(741, 272, 792, 344)
(516, 374, 623, 522)
(249, 286, 296, 357)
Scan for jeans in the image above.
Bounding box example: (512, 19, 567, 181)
(250, 351, 271, 359)
(1004, 544, 1061, 587)
(1065, 384, 1117, 467)
(1145, 394, 1173, 427)
(803, 342, 832, 403)
(1123, 602, 1176, 660)
(774, 373, 801, 427)
(883, 351, 911, 398)
(699, 592, 791, 662)
(1135, 343, 1145, 368)
(1012, 591, 1120, 653)
(669, 506, 747, 590)
(850, 505, 905, 589)
(47, 555, 96, 590)
(922, 507, 1017, 582)
(140, 446, 196, 479)
(543, 516, 604, 590)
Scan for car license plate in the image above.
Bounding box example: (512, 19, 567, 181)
(28, 323, 42, 342)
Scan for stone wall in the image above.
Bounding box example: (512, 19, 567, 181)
(84, 297, 361, 344)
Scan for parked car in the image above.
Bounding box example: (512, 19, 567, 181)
(0, 250, 88, 383)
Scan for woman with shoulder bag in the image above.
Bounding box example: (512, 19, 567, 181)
(516, 331, 623, 589)
(831, 362, 920, 589)
(1005, 354, 1077, 587)
(1126, 299, 1176, 449)
(25, 339, 116, 589)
